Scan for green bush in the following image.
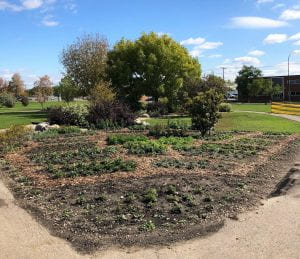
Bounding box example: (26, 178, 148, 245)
(20, 95, 29, 107)
(0, 92, 16, 108)
(47, 104, 89, 127)
(107, 134, 148, 145)
(125, 140, 166, 155)
(189, 89, 223, 136)
(219, 103, 232, 112)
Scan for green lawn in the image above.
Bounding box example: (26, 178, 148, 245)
(0, 101, 86, 129)
(148, 112, 300, 133)
(231, 103, 271, 113)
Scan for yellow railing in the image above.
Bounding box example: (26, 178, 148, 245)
(271, 102, 300, 116)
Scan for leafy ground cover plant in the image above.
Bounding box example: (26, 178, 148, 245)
(157, 136, 194, 150)
(48, 158, 136, 178)
(154, 158, 208, 170)
(107, 134, 148, 145)
(125, 140, 167, 155)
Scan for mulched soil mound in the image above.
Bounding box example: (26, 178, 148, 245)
(0, 130, 299, 253)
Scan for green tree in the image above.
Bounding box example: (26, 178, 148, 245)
(189, 89, 223, 136)
(34, 75, 53, 109)
(8, 73, 25, 99)
(61, 34, 109, 96)
(179, 75, 226, 111)
(58, 75, 79, 103)
(107, 32, 201, 111)
(235, 66, 262, 102)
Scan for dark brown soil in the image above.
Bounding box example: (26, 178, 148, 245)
(0, 131, 299, 254)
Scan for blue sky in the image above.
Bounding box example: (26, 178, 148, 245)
(1, 0, 300, 87)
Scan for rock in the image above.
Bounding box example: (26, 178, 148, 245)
(80, 128, 88, 133)
(48, 124, 60, 130)
(134, 119, 143, 125)
(140, 113, 150, 118)
(25, 125, 36, 131)
(35, 122, 50, 132)
(142, 121, 150, 126)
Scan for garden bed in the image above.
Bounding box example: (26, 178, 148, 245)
(0, 129, 299, 253)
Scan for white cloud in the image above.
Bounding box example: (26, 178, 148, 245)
(263, 34, 288, 44)
(272, 3, 285, 10)
(42, 15, 59, 26)
(257, 0, 274, 4)
(21, 0, 43, 9)
(234, 56, 261, 66)
(289, 32, 300, 41)
(263, 61, 300, 76)
(0, 1, 23, 11)
(248, 50, 265, 56)
(195, 41, 223, 50)
(230, 16, 288, 29)
(280, 9, 300, 20)
(180, 37, 205, 45)
(208, 54, 223, 58)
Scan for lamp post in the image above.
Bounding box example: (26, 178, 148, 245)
(288, 52, 292, 102)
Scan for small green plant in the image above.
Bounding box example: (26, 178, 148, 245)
(143, 188, 158, 205)
(139, 220, 156, 232)
(170, 202, 183, 214)
(165, 184, 177, 195)
(124, 192, 136, 204)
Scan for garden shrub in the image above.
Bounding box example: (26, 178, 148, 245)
(87, 101, 136, 129)
(219, 103, 231, 112)
(20, 95, 29, 107)
(47, 104, 88, 127)
(0, 92, 16, 108)
(189, 89, 223, 136)
(0, 125, 29, 153)
(146, 102, 168, 117)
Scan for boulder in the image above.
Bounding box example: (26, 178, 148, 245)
(134, 119, 143, 125)
(142, 121, 150, 126)
(140, 113, 150, 118)
(35, 122, 50, 132)
(48, 124, 60, 130)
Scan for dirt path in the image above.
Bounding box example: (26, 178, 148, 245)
(234, 111, 300, 123)
(1, 164, 300, 259)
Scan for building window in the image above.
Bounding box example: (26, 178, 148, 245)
(289, 79, 300, 84)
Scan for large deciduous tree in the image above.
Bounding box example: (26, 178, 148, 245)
(34, 75, 53, 108)
(235, 66, 262, 102)
(8, 73, 25, 99)
(61, 34, 109, 96)
(107, 32, 201, 111)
